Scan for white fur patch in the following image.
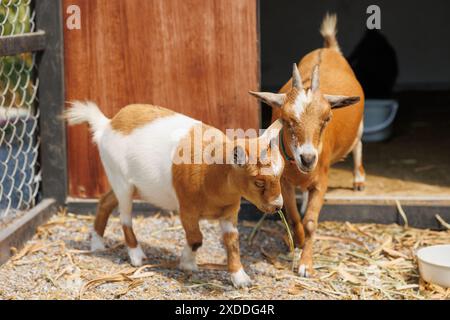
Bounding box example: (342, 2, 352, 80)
(354, 169, 365, 183)
(347, 120, 364, 156)
(357, 120, 364, 139)
(353, 141, 365, 183)
(220, 220, 238, 234)
(179, 245, 198, 272)
(120, 213, 132, 227)
(118, 196, 133, 227)
(90, 230, 106, 252)
(298, 142, 317, 156)
(270, 194, 283, 208)
(298, 264, 311, 278)
(271, 149, 283, 176)
(292, 141, 318, 169)
(128, 245, 147, 267)
(99, 114, 199, 212)
(300, 191, 309, 215)
(293, 90, 313, 119)
(260, 145, 284, 177)
(352, 121, 365, 184)
(230, 268, 252, 288)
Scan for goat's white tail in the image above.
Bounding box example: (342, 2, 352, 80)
(64, 101, 110, 143)
(320, 13, 341, 54)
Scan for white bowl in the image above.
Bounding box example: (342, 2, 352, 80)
(417, 244, 450, 288)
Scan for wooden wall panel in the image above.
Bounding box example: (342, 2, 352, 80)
(63, 0, 260, 198)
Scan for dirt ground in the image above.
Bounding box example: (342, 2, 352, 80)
(0, 210, 449, 300)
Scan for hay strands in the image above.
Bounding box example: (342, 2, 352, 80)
(395, 200, 409, 228)
(78, 263, 174, 299)
(248, 212, 268, 245)
(277, 210, 295, 254)
(435, 214, 450, 230)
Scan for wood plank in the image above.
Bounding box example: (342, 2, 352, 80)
(63, 0, 260, 198)
(0, 199, 57, 264)
(0, 31, 46, 56)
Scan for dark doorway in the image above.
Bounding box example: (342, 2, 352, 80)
(260, 0, 450, 198)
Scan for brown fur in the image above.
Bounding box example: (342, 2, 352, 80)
(92, 116, 283, 279)
(171, 123, 283, 274)
(270, 41, 364, 276)
(122, 225, 138, 248)
(110, 104, 175, 134)
(274, 49, 364, 183)
(94, 189, 118, 236)
(223, 231, 242, 273)
(172, 123, 282, 222)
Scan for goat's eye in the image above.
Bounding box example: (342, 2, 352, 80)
(255, 180, 265, 188)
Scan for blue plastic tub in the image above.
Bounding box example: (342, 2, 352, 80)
(362, 99, 399, 142)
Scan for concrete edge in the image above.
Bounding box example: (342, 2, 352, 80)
(0, 198, 57, 265)
(66, 198, 450, 231)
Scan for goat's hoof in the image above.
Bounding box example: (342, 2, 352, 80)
(353, 182, 365, 191)
(231, 268, 252, 288)
(298, 264, 313, 278)
(90, 231, 106, 252)
(179, 260, 199, 272)
(128, 245, 147, 267)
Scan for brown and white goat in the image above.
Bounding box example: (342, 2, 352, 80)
(250, 14, 365, 277)
(65, 102, 284, 287)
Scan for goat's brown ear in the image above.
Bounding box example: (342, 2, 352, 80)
(260, 119, 283, 141)
(232, 145, 248, 167)
(324, 95, 360, 109)
(249, 91, 286, 108)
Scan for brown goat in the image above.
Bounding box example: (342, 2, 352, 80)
(250, 14, 365, 277)
(65, 102, 284, 288)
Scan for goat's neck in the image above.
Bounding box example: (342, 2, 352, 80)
(202, 144, 242, 205)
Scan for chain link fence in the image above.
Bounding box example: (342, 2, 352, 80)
(0, 0, 40, 224)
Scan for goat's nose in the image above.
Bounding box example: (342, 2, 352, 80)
(270, 194, 283, 211)
(300, 153, 316, 167)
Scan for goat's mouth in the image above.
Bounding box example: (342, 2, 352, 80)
(258, 205, 279, 214)
(292, 154, 317, 174)
(295, 161, 316, 174)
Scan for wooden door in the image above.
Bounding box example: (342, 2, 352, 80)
(63, 0, 260, 198)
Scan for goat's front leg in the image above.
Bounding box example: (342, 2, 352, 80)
(298, 172, 328, 278)
(281, 178, 305, 247)
(179, 210, 203, 272)
(220, 216, 251, 288)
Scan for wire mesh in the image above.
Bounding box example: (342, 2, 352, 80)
(0, 0, 40, 222)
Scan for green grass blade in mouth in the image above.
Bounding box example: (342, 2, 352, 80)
(277, 209, 295, 254)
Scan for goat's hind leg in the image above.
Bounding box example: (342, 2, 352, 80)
(352, 121, 366, 191)
(116, 185, 147, 266)
(91, 189, 118, 251)
(352, 138, 366, 191)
